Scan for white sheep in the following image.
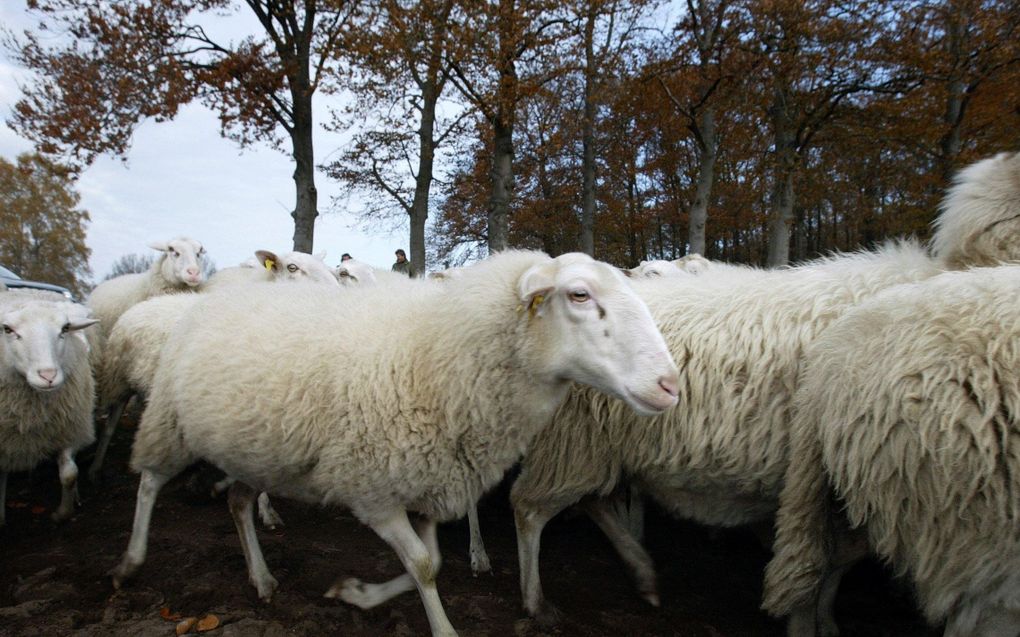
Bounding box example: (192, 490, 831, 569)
(204, 250, 339, 292)
(87, 237, 206, 340)
(931, 151, 1020, 269)
(511, 152, 1020, 633)
(90, 249, 337, 504)
(510, 242, 944, 627)
(625, 259, 689, 279)
(335, 258, 378, 286)
(764, 266, 1020, 636)
(672, 253, 712, 275)
(1, 294, 99, 527)
(110, 250, 680, 637)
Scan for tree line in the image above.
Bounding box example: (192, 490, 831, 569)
(6, 0, 1020, 278)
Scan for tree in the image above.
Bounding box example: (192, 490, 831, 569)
(8, 0, 360, 253)
(327, 0, 466, 274)
(447, 0, 568, 253)
(0, 153, 92, 297)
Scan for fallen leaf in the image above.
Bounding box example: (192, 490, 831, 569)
(31, 505, 46, 515)
(175, 617, 197, 635)
(160, 606, 182, 621)
(196, 614, 220, 632)
(8, 501, 29, 509)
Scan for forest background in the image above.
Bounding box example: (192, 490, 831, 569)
(1, 0, 1018, 296)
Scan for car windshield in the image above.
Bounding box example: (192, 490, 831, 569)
(0, 265, 22, 280)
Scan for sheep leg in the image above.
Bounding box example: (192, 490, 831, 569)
(257, 492, 284, 529)
(467, 504, 491, 575)
(0, 471, 7, 527)
(626, 486, 645, 542)
(110, 469, 172, 587)
(583, 497, 659, 607)
(327, 517, 440, 608)
(52, 448, 79, 522)
(211, 476, 234, 497)
(89, 396, 128, 483)
(515, 501, 565, 626)
(354, 511, 456, 637)
(227, 481, 278, 602)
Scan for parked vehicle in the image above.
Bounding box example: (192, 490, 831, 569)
(0, 264, 75, 301)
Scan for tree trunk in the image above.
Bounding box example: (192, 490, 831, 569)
(289, 42, 318, 253)
(767, 85, 796, 267)
(488, 118, 513, 252)
(410, 79, 439, 275)
(579, 6, 597, 256)
(939, 9, 967, 185)
(689, 106, 716, 256)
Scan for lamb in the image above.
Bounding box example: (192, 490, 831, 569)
(87, 237, 206, 340)
(110, 250, 680, 636)
(764, 266, 1020, 636)
(1, 293, 99, 527)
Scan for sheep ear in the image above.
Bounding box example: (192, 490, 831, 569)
(255, 250, 279, 272)
(314, 251, 327, 261)
(518, 262, 557, 317)
(621, 267, 634, 278)
(148, 241, 169, 253)
(68, 318, 99, 331)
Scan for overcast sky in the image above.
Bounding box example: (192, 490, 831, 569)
(0, 2, 410, 282)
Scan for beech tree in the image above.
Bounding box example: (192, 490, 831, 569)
(8, 0, 360, 253)
(0, 153, 92, 297)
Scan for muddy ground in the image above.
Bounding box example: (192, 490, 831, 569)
(2, 417, 937, 637)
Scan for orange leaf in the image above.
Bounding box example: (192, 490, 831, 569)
(31, 505, 46, 515)
(159, 606, 182, 621)
(196, 614, 220, 632)
(175, 617, 197, 635)
(8, 501, 29, 509)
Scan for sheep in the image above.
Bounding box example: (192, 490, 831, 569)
(764, 266, 1020, 636)
(87, 237, 206, 340)
(625, 259, 688, 279)
(110, 250, 680, 637)
(335, 258, 378, 286)
(204, 250, 339, 292)
(1, 294, 99, 527)
(90, 249, 337, 492)
(930, 151, 1020, 269)
(511, 152, 1020, 632)
(672, 253, 712, 275)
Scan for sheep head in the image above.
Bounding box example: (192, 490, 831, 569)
(518, 252, 679, 416)
(1, 301, 97, 392)
(150, 237, 206, 287)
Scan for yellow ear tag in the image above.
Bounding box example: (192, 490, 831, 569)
(529, 294, 545, 318)
(264, 258, 275, 271)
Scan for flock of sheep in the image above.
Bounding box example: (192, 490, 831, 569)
(2, 151, 1020, 636)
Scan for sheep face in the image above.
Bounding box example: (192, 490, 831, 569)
(335, 259, 378, 287)
(256, 250, 341, 287)
(150, 237, 206, 287)
(1, 303, 97, 391)
(519, 253, 679, 416)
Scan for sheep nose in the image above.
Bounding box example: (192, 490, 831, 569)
(37, 368, 58, 383)
(186, 267, 199, 276)
(658, 373, 679, 398)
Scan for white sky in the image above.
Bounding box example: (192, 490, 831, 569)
(0, 2, 410, 282)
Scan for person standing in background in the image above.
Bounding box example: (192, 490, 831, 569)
(392, 249, 416, 278)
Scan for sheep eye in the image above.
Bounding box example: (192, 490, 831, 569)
(339, 271, 349, 277)
(287, 264, 299, 273)
(2, 325, 12, 335)
(569, 290, 590, 303)
(61, 323, 71, 334)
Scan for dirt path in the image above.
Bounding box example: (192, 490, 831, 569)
(2, 420, 936, 636)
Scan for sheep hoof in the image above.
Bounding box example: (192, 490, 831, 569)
(254, 575, 279, 603)
(50, 506, 72, 523)
(109, 559, 137, 589)
(87, 466, 103, 485)
(327, 577, 383, 610)
(532, 601, 564, 627)
(470, 552, 491, 575)
(642, 590, 661, 607)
